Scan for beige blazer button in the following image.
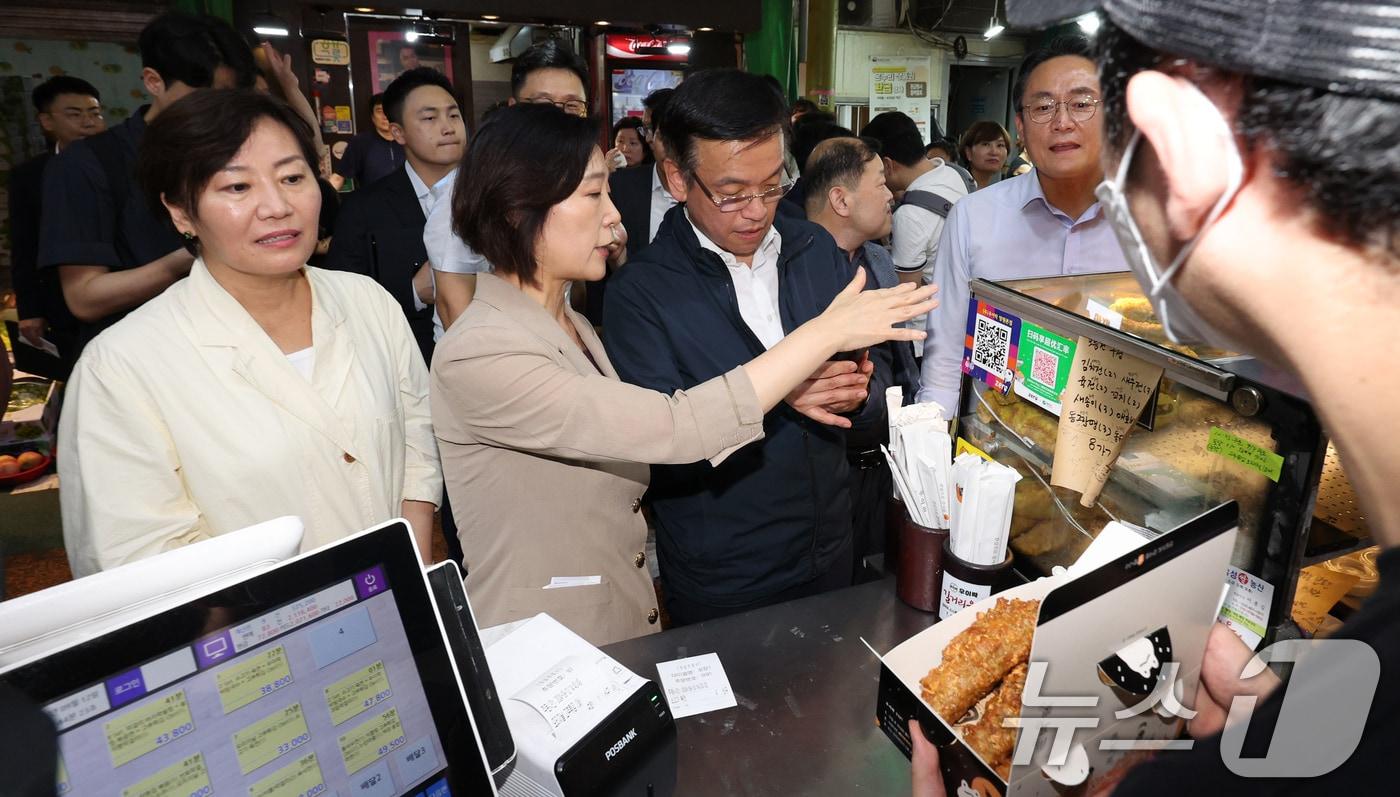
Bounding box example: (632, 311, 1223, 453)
(634, 551, 646, 568)
(630, 498, 642, 513)
(343, 452, 356, 463)
(647, 608, 659, 624)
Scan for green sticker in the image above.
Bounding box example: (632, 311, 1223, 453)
(1206, 427, 1284, 482)
(1013, 322, 1076, 415)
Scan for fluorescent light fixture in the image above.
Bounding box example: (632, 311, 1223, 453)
(596, 20, 610, 26)
(482, 14, 499, 20)
(254, 24, 290, 36)
(353, 6, 375, 11)
(252, 9, 289, 37)
(984, 22, 1004, 38)
(697, 27, 714, 32)
(667, 41, 692, 55)
(1076, 12, 1101, 34)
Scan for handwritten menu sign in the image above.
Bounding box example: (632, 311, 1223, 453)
(1291, 564, 1359, 634)
(1051, 337, 1164, 505)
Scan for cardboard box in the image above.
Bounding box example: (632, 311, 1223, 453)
(873, 502, 1238, 796)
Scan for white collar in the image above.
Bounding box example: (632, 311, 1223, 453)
(684, 208, 781, 268)
(405, 161, 434, 202)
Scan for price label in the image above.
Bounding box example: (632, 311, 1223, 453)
(217, 645, 293, 714)
(234, 703, 311, 775)
(105, 691, 195, 768)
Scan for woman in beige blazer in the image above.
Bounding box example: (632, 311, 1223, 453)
(431, 105, 936, 645)
(59, 91, 440, 576)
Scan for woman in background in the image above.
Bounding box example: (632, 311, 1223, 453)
(959, 120, 1012, 189)
(610, 116, 652, 168)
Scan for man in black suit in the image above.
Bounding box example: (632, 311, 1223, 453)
(9, 76, 105, 377)
(326, 67, 464, 368)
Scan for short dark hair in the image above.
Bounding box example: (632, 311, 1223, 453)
(1098, 19, 1400, 256)
(925, 137, 956, 160)
(139, 11, 255, 91)
(138, 90, 319, 254)
(860, 111, 925, 166)
(370, 92, 385, 109)
(32, 76, 100, 113)
(802, 137, 878, 217)
(611, 116, 654, 164)
(451, 104, 598, 286)
(791, 119, 852, 173)
(509, 39, 589, 100)
(958, 120, 1011, 164)
(790, 97, 818, 117)
(381, 67, 455, 125)
(642, 87, 673, 129)
(660, 68, 789, 176)
(1012, 34, 1092, 112)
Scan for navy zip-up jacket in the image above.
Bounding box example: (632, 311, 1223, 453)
(602, 205, 889, 607)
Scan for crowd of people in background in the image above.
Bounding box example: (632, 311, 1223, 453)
(8, 9, 1115, 649)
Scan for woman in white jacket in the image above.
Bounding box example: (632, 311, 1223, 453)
(59, 90, 440, 576)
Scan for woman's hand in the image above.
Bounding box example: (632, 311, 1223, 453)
(818, 268, 938, 353)
(260, 42, 299, 93)
(910, 719, 947, 797)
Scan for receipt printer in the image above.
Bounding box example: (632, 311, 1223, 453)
(485, 614, 676, 796)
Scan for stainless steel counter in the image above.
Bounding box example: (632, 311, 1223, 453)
(601, 578, 938, 796)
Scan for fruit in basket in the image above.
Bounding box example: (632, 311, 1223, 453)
(17, 450, 45, 470)
(0, 455, 18, 476)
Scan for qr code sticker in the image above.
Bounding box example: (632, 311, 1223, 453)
(972, 314, 1012, 376)
(1031, 347, 1058, 387)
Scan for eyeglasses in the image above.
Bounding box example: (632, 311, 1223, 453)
(525, 95, 588, 116)
(691, 173, 792, 212)
(1023, 94, 1101, 124)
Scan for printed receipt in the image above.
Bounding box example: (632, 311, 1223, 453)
(105, 691, 196, 768)
(122, 753, 212, 797)
(324, 660, 393, 726)
(217, 645, 294, 714)
(338, 706, 407, 775)
(655, 652, 736, 719)
(234, 703, 311, 775)
(511, 653, 638, 741)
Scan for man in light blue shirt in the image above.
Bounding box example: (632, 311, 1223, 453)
(917, 35, 1128, 410)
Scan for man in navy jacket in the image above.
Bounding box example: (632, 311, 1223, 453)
(603, 69, 890, 625)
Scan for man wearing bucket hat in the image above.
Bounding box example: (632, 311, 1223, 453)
(911, 0, 1400, 793)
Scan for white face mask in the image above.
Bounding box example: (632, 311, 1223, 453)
(1094, 89, 1244, 348)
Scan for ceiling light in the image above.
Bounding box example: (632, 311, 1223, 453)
(482, 15, 499, 20)
(405, 29, 419, 42)
(984, 0, 1004, 39)
(667, 41, 692, 56)
(251, 6, 289, 37)
(697, 27, 714, 32)
(1076, 12, 1101, 34)
(353, 6, 375, 11)
(595, 20, 610, 26)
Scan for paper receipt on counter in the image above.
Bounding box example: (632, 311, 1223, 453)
(510, 653, 638, 739)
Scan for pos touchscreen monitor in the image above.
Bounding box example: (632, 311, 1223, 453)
(0, 520, 497, 797)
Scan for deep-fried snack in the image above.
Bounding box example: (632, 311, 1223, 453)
(963, 662, 1029, 776)
(919, 598, 1039, 723)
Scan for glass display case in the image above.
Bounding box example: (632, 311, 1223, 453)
(954, 273, 1369, 641)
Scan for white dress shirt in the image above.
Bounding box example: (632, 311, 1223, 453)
(687, 209, 784, 349)
(421, 168, 491, 340)
(648, 167, 680, 243)
(59, 260, 441, 576)
(404, 159, 436, 217)
(917, 169, 1129, 410)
